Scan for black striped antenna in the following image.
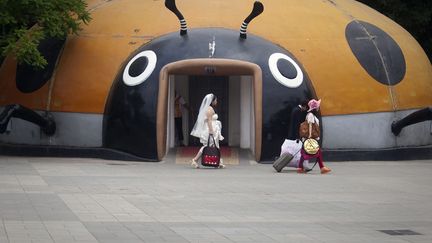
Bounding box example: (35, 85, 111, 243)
(165, 0, 187, 36)
(240, 1, 264, 39)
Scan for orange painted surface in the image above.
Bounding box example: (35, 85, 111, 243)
(0, 0, 431, 115)
(49, 36, 148, 113)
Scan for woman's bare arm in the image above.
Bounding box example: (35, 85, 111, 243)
(206, 107, 215, 134)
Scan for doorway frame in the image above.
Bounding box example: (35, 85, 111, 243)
(157, 58, 262, 161)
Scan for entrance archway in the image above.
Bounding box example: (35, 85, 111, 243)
(157, 59, 262, 161)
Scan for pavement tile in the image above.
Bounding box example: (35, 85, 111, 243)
(0, 156, 430, 243)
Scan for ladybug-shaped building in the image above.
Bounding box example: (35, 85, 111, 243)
(1, 0, 431, 161)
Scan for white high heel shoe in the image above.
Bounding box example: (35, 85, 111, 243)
(191, 159, 199, 169)
(218, 159, 225, 169)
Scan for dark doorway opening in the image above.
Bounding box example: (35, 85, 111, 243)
(188, 75, 229, 146)
(157, 58, 262, 161)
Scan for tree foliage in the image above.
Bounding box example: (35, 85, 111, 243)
(357, 0, 432, 60)
(0, 0, 91, 68)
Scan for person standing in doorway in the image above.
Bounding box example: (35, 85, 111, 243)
(287, 100, 309, 140)
(174, 91, 190, 146)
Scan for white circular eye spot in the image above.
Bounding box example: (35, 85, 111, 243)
(268, 53, 304, 88)
(123, 50, 157, 86)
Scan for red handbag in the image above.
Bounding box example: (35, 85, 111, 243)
(201, 135, 220, 167)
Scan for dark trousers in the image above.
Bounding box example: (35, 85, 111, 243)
(175, 117, 183, 142)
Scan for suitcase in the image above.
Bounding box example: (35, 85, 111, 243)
(273, 153, 294, 172)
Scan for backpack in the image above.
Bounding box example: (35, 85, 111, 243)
(299, 115, 320, 139)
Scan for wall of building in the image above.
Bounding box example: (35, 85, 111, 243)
(228, 76, 240, 146)
(0, 108, 102, 147)
(323, 110, 432, 150)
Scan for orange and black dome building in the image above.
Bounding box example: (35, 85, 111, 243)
(1, 0, 431, 161)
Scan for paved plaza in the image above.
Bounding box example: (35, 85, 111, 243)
(0, 151, 431, 243)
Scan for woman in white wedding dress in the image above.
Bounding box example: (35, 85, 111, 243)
(190, 93, 225, 168)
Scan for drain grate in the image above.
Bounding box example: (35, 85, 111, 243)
(106, 163, 128, 166)
(378, 229, 422, 236)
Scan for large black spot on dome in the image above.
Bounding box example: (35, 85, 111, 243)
(345, 20, 406, 86)
(16, 37, 65, 93)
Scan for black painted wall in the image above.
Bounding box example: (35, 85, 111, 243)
(103, 28, 316, 161)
